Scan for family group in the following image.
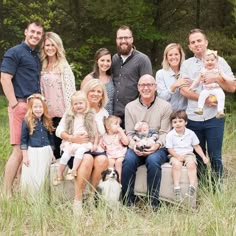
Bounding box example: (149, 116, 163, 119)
(1, 21, 236, 215)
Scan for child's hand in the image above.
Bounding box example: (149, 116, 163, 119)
(203, 156, 209, 164)
(23, 156, 29, 167)
(176, 155, 185, 162)
(117, 126, 124, 133)
(51, 155, 56, 164)
(91, 144, 97, 152)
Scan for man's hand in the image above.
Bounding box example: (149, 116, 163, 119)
(202, 72, 220, 85)
(134, 145, 145, 156)
(142, 143, 161, 156)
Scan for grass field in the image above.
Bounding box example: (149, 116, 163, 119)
(0, 95, 236, 235)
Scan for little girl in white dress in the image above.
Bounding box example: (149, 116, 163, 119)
(20, 93, 55, 197)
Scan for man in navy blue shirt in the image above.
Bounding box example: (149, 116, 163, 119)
(0, 20, 44, 196)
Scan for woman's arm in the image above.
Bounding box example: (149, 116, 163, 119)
(62, 62, 76, 109)
(156, 70, 172, 101)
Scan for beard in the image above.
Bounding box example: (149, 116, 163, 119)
(117, 43, 133, 55)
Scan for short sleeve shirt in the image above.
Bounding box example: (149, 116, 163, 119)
(166, 128, 199, 155)
(1, 42, 41, 98)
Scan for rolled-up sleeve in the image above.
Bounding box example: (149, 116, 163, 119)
(20, 120, 29, 150)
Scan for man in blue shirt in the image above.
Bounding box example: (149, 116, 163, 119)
(0, 20, 44, 197)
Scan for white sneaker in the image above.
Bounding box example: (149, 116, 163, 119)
(174, 186, 182, 202)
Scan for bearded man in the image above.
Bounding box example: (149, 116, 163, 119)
(112, 25, 153, 128)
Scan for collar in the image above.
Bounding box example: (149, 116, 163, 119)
(172, 127, 190, 137)
(138, 94, 157, 109)
(194, 55, 203, 64)
(22, 42, 38, 54)
(168, 68, 179, 78)
(119, 48, 135, 64)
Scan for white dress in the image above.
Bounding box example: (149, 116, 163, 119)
(21, 146, 53, 196)
(20, 120, 54, 196)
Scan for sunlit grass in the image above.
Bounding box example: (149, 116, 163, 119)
(0, 95, 236, 235)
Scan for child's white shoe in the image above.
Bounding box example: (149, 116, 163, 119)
(174, 186, 182, 202)
(53, 176, 64, 186)
(194, 108, 203, 115)
(65, 169, 74, 180)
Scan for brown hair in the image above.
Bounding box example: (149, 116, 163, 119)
(170, 110, 188, 122)
(188, 28, 207, 43)
(26, 20, 44, 30)
(92, 48, 111, 78)
(116, 25, 133, 35)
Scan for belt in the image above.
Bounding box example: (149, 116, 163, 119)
(16, 98, 27, 102)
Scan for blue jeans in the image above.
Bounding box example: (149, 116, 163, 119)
(121, 147, 169, 207)
(187, 117, 224, 184)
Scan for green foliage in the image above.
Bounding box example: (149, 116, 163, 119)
(1, 0, 236, 84)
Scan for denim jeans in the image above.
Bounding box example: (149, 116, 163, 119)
(121, 147, 169, 207)
(187, 117, 224, 185)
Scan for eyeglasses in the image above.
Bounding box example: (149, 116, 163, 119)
(138, 83, 156, 88)
(116, 36, 133, 41)
(27, 94, 46, 102)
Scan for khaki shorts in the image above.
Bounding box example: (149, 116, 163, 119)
(170, 153, 197, 166)
(8, 102, 28, 145)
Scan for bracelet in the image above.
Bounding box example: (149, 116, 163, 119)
(11, 102, 19, 109)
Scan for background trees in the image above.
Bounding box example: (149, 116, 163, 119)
(0, 0, 236, 87)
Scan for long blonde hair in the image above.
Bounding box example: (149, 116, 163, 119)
(25, 93, 54, 135)
(40, 32, 67, 72)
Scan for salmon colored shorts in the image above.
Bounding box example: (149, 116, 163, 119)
(8, 102, 28, 145)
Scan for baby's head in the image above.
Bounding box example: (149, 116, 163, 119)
(204, 49, 218, 70)
(70, 90, 89, 115)
(104, 115, 121, 134)
(134, 121, 149, 136)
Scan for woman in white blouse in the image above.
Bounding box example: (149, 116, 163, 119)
(156, 43, 189, 111)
